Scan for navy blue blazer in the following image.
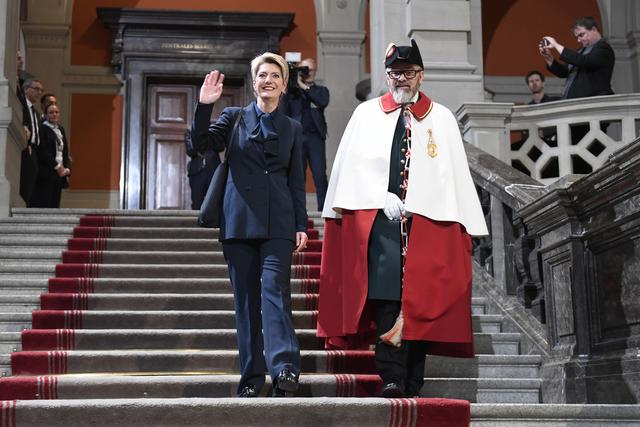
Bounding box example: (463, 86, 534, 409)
(192, 101, 307, 242)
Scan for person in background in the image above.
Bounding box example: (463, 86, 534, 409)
(22, 78, 43, 148)
(30, 103, 71, 208)
(281, 58, 329, 211)
(540, 16, 615, 99)
(40, 93, 58, 115)
(185, 128, 221, 210)
(192, 52, 307, 398)
(525, 70, 559, 104)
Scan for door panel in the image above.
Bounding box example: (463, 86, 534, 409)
(145, 81, 245, 210)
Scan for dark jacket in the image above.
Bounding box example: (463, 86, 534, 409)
(192, 102, 307, 242)
(185, 128, 221, 177)
(37, 123, 71, 188)
(281, 84, 329, 139)
(548, 39, 615, 99)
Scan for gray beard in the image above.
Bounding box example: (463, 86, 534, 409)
(391, 88, 416, 104)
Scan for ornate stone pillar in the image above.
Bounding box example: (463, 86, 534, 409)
(314, 0, 365, 172)
(0, 0, 24, 216)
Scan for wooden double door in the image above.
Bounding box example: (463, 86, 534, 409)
(145, 78, 244, 210)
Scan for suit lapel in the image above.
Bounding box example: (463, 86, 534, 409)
(241, 102, 258, 137)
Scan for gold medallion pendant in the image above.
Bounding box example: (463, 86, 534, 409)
(427, 129, 437, 158)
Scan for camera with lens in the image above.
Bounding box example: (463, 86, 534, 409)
(538, 38, 550, 48)
(287, 63, 310, 96)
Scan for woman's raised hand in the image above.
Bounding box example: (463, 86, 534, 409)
(199, 70, 225, 104)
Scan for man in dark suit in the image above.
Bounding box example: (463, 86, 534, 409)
(540, 16, 615, 99)
(281, 58, 329, 211)
(19, 78, 44, 205)
(185, 128, 221, 210)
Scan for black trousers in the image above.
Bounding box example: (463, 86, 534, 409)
(374, 299, 427, 396)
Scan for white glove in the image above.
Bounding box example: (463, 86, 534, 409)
(383, 192, 404, 221)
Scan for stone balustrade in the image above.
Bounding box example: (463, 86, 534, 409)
(458, 94, 640, 185)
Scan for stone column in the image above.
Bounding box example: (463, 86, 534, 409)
(598, 0, 640, 93)
(314, 0, 365, 172)
(406, 0, 485, 111)
(0, 0, 24, 217)
(369, 0, 408, 99)
(21, 0, 70, 128)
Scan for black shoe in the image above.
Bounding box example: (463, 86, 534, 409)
(238, 384, 258, 398)
(274, 368, 299, 393)
(381, 382, 406, 398)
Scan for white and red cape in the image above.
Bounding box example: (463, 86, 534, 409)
(317, 92, 488, 357)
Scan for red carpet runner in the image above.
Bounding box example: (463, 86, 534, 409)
(0, 214, 470, 426)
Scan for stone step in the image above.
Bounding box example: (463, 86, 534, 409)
(0, 235, 69, 247)
(11, 208, 324, 219)
(16, 328, 525, 361)
(0, 397, 466, 426)
(0, 313, 32, 332)
(0, 262, 55, 277)
(0, 400, 637, 427)
(0, 225, 74, 236)
(0, 332, 21, 354)
(32, 294, 487, 313)
(471, 403, 640, 426)
(9, 348, 514, 377)
(35, 293, 319, 311)
(0, 373, 541, 403)
(25, 309, 507, 334)
(51, 263, 319, 279)
(43, 277, 319, 294)
(0, 295, 40, 312)
(0, 216, 80, 225)
(28, 309, 318, 330)
(0, 248, 62, 261)
(0, 278, 50, 294)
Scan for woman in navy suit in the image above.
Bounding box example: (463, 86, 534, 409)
(192, 53, 308, 398)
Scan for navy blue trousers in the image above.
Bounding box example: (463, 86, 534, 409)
(302, 132, 328, 211)
(222, 238, 301, 394)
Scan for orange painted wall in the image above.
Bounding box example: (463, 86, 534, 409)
(71, 0, 317, 66)
(482, 0, 602, 76)
(69, 94, 122, 190)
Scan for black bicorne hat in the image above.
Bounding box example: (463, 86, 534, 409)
(384, 39, 424, 69)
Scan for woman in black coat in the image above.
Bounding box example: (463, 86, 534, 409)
(31, 103, 71, 208)
(192, 52, 308, 398)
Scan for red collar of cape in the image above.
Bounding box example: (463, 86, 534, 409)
(378, 91, 433, 120)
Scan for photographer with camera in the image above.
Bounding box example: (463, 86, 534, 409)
(539, 16, 614, 100)
(281, 58, 329, 211)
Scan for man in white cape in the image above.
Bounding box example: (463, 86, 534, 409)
(317, 39, 489, 398)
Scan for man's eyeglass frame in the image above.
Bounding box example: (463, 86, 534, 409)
(386, 69, 423, 80)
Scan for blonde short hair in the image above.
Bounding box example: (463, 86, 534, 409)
(250, 52, 289, 85)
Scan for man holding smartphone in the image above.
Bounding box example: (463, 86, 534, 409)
(539, 16, 615, 99)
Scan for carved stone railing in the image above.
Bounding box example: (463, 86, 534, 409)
(458, 94, 640, 185)
(465, 137, 640, 404)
